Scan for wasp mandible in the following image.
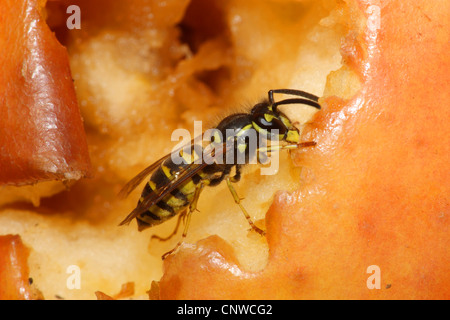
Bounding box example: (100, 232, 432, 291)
(119, 89, 320, 259)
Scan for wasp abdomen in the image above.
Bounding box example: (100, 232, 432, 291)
(135, 157, 198, 231)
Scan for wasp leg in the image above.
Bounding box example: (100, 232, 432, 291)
(229, 164, 242, 183)
(257, 141, 316, 160)
(226, 177, 266, 236)
(257, 141, 316, 153)
(161, 183, 204, 260)
(151, 210, 186, 242)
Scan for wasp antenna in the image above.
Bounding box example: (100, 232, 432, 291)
(268, 89, 320, 104)
(272, 98, 321, 112)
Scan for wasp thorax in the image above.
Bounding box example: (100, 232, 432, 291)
(171, 126, 279, 167)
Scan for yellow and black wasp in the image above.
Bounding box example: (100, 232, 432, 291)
(119, 89, 320, 259)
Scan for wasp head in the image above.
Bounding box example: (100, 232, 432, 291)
(250, 102, 301, 144)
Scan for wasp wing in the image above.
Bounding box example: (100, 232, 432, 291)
(118, 135, 205, 199)
(119, 141, 229, 227)
(118, 162, 208, 226)
(118, 154, 172, 199)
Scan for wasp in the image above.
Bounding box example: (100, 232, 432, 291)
(119, 89, 320, 259)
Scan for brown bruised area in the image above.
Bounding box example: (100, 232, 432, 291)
(0, 0, 91, 186)
(0, 0, 448, 300)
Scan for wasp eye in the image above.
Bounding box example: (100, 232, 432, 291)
(252, 113, 287, 135)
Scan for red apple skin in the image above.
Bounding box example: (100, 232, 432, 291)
(0, 235, 42, 300)
(0, 0, 91, 186)
(158, 0, 450, 299)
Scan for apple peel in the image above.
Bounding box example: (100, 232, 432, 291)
(0, 0, 91, 186)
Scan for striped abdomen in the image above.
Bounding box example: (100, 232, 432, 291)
(135, 155, 200, 231)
